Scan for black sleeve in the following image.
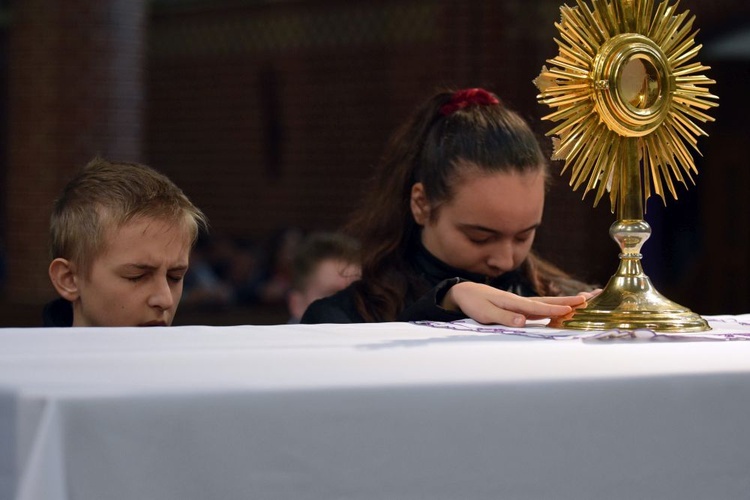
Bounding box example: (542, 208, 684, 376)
(300, 288, 363, 324)
(301, 279, 468, 324)
(396, 278, 468, 322)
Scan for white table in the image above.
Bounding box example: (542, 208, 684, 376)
(2, 316, 750, 500)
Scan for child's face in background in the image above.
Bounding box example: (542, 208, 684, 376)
(413, 168, 545, 278)
(72, 216, 192, 327)
(302, 258, 360, 305)
(288, 258, 360, 322)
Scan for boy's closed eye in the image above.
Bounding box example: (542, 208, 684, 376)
(167, 273, 186, 283)
(120, 263, 187, 282)
(514, 231, 535, 244)
(125, 272, 184, 284)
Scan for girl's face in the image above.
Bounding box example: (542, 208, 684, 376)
(411, 166, 545, 278)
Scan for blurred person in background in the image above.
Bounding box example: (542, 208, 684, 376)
(288, 231, 360, 323)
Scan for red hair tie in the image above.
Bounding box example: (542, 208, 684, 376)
(439, 88, 500, 116)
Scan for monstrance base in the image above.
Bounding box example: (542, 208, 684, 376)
(549, 272, 711, 333)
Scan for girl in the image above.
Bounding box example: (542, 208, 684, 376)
(301, 88, 595, 326)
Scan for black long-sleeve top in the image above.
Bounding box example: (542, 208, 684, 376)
(300, 240, 537, 324)
(42, 298, 73, 327)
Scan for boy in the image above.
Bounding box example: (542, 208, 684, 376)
(287, 232, 360, 323)
(44, 157, 207, 327)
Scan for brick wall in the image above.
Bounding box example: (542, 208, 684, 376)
(5, 0, 145, 305)
(145, 0, 616, 286)
(142, 0, 750, 314)
(2, 0, 749, 325)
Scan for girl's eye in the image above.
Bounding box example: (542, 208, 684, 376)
(466, 232, 493, 244)
(469, 237, 491, 244)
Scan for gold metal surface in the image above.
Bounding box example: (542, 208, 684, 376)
(534, 0, 717, 332)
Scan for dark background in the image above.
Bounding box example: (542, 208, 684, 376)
(1, 0, 748, 326)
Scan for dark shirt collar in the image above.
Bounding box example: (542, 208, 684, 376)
(42, 298, 73, 327)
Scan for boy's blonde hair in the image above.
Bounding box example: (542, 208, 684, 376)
(50, 157, 207, 275)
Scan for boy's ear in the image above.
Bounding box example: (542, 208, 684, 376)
(48, 258, 80, 302)
(410, 182, 430, 225)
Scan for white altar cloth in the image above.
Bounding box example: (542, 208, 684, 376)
(2, 315, 750, 500)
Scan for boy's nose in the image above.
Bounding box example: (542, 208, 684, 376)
(148, 278, 175, 310)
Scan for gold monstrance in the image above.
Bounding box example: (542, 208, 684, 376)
(534, 0, 718, 332)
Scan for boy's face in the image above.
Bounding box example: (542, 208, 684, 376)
(73, 216, 192, 327)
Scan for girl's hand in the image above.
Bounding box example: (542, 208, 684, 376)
(442, 281, 588, 327)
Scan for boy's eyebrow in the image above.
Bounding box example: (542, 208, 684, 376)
(458, 222, 541, 235)
(119, 263, 189, 271)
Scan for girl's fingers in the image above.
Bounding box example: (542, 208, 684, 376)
(527, 296, 585, 308)
(451, 282, 590, 326)
(486, 294, 574, 318)
(472, 302, 573, 326)
(472, 307, 529, 327)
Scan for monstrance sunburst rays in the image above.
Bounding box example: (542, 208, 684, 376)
(533, 0, 718, 211)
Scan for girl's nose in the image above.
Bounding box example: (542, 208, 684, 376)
(486, 240, 515, 274)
